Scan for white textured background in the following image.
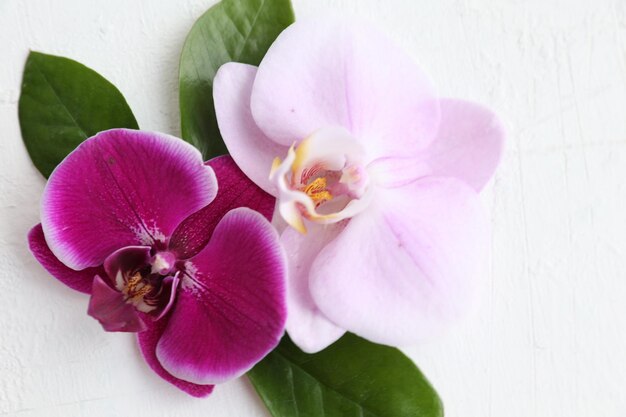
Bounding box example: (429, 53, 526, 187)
(1, 0, 625, 416)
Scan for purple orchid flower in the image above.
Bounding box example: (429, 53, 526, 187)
(212, 18, 505, 353)
(28, 129, 286, 396)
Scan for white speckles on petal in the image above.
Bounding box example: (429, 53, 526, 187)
(180, 262, 199, 292)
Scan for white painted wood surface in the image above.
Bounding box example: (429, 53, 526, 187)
(1, 0, 625, 415)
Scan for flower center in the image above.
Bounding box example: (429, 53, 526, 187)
(89, 246, 182, 332)
(118, 267, 166, 314)
(108, 247, 180, 315)
(125, 271, 155, 302)
(270, 127, 373, 233)
(302, 176, 333, 206)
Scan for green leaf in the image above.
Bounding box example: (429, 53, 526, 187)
(19, 51, 139, 178)
(248, 334, 444, 417)
(179, 0, 295, 159)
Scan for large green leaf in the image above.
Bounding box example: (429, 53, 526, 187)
(179, 0, 295, 159)
(248, 334, 444, 417)
(19, 51, 138, 178)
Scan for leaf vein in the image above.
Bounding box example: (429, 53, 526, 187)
(35, 66, 89, 139)
(281, 354, 372, 417)
(234, 0, 268, 59)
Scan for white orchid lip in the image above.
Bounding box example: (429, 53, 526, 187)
(269, 127, 373, 233)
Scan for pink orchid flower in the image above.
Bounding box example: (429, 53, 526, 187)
(28, 129, 286, 396)
(213, 19, 505, 353)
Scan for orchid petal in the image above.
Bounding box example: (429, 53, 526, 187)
(280, 225, 346, 353)
(41, 129, 217, 270)
(424, 99, 505, 191)
(370, 99, 505, 191)
(169, 155, 275, 259)
(214, 63, 288, 194)
(156, 208, 286, 384)
(87, 275, 147, 333)
(28, 224, 101, 294)
(138, 318, 215, 397)
(250, 18, 440, 158)
(309, 177, 489, 346)
(153, 275, 181, 321)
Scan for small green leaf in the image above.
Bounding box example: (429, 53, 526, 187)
(179, 0, 295, 159)
(19, 51, 138, 178)
(248, 334, 444, 417)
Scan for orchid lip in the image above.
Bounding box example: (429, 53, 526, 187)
(269, 126, 374, 233)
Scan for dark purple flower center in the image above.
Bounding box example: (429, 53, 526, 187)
(88, 246, 182, 332)
(115, 249, 180, 316)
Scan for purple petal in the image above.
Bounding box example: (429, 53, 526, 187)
(157, 208, 286, 384)
(168, 155, 276, 260)
(250, 18, 440, 157)
(213, 63, 288, 194)
(87, 275, 147, 333)
(153, 275, 181, 321)
(138, 317, 215, 397)
(280, 225, 346, 353)
(309, 177, 489, 346)
(28, 224, 101, 294)
(41, 129, 218, 270)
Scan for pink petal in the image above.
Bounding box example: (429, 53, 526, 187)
(366, 156, 431, 189)
(28, 224, 101, 294)
(157, 208, 286, 384)
(213, 63, 288, 194)
(41, 129, 217, 270)
(280, 225, 346, 353)
(309, 177, 489, 346)
(250, 18, 440, 158)
(424, 99, 504, 191)
(372, 99, 505, 191)
(87, 275, 147, 333)
(168, 155, 276, 259)
(138, 317, 215, 397)
(424, 99, 505, 191)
